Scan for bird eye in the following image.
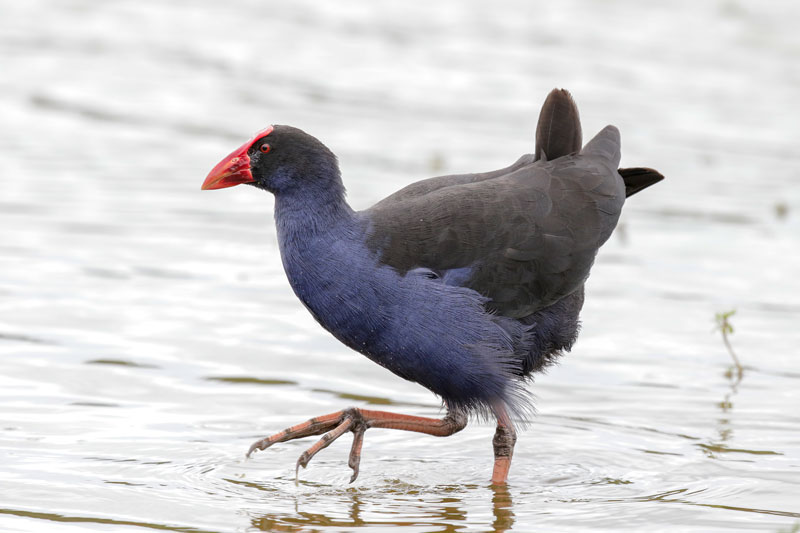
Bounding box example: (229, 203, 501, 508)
(259, 143, 271, 154)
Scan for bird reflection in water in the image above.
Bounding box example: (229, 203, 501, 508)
(249, 484, 515, 532)
(490, 484, 515, 533)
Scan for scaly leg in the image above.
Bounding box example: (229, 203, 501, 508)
(247, 407, 467, 482)
(491, 406, 517, 485)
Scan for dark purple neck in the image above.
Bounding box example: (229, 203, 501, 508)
(270, 161, 355, 238)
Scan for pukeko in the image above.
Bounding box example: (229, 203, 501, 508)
(202, 89, 662, 484)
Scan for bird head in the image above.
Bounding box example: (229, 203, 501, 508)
(201, 125, 340, 196)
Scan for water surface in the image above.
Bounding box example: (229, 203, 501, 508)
(1, 0, 799, 531)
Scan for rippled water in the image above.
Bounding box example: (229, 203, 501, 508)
(2, 0, 799, 531)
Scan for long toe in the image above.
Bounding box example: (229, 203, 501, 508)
(246, 410, 350, 457)
(347, 425, 366, 483)
(248, 407, 467, 482)
(295, 417, 354, 478)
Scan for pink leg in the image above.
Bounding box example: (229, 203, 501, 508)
(490, 405, 517, 485)
(247, 407, 467, 482)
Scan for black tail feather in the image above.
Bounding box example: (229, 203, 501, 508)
(618, 167, 664, 197)
(535, 89, 582, 161)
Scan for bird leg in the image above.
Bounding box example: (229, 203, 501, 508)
(491, 407, 517, 485)
(247, 407, 467, 482)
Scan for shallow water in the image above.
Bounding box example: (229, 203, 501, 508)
(1, 0, 799, 531)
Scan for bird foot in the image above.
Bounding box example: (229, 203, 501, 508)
(247, 407, 466, 483)
(247, 407, 367, 482)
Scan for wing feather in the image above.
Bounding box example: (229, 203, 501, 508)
(365, 126, 624, 318)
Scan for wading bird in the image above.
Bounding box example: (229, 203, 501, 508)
(202, 89, 662, 484)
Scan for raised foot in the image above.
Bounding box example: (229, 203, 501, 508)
(247, 407, 466, 483)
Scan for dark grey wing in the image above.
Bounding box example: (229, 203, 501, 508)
(364, 126, 625, 318)
(373, 88, 582, 207)
(371, 155, 536, 208)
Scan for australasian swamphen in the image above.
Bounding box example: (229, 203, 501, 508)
(202, 89, 663, 484)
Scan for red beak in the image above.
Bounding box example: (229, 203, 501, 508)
(202, 126, 274, 190)
(201, 143, 255, 190)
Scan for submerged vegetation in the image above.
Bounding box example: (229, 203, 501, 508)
(714, 309, 743, 379)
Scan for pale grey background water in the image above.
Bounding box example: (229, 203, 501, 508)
(1, 0, 799, 531)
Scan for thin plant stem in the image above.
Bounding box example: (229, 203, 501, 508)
(714, 309, 743, 379)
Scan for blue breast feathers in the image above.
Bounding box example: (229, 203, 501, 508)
(277, 215, 532, 419)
